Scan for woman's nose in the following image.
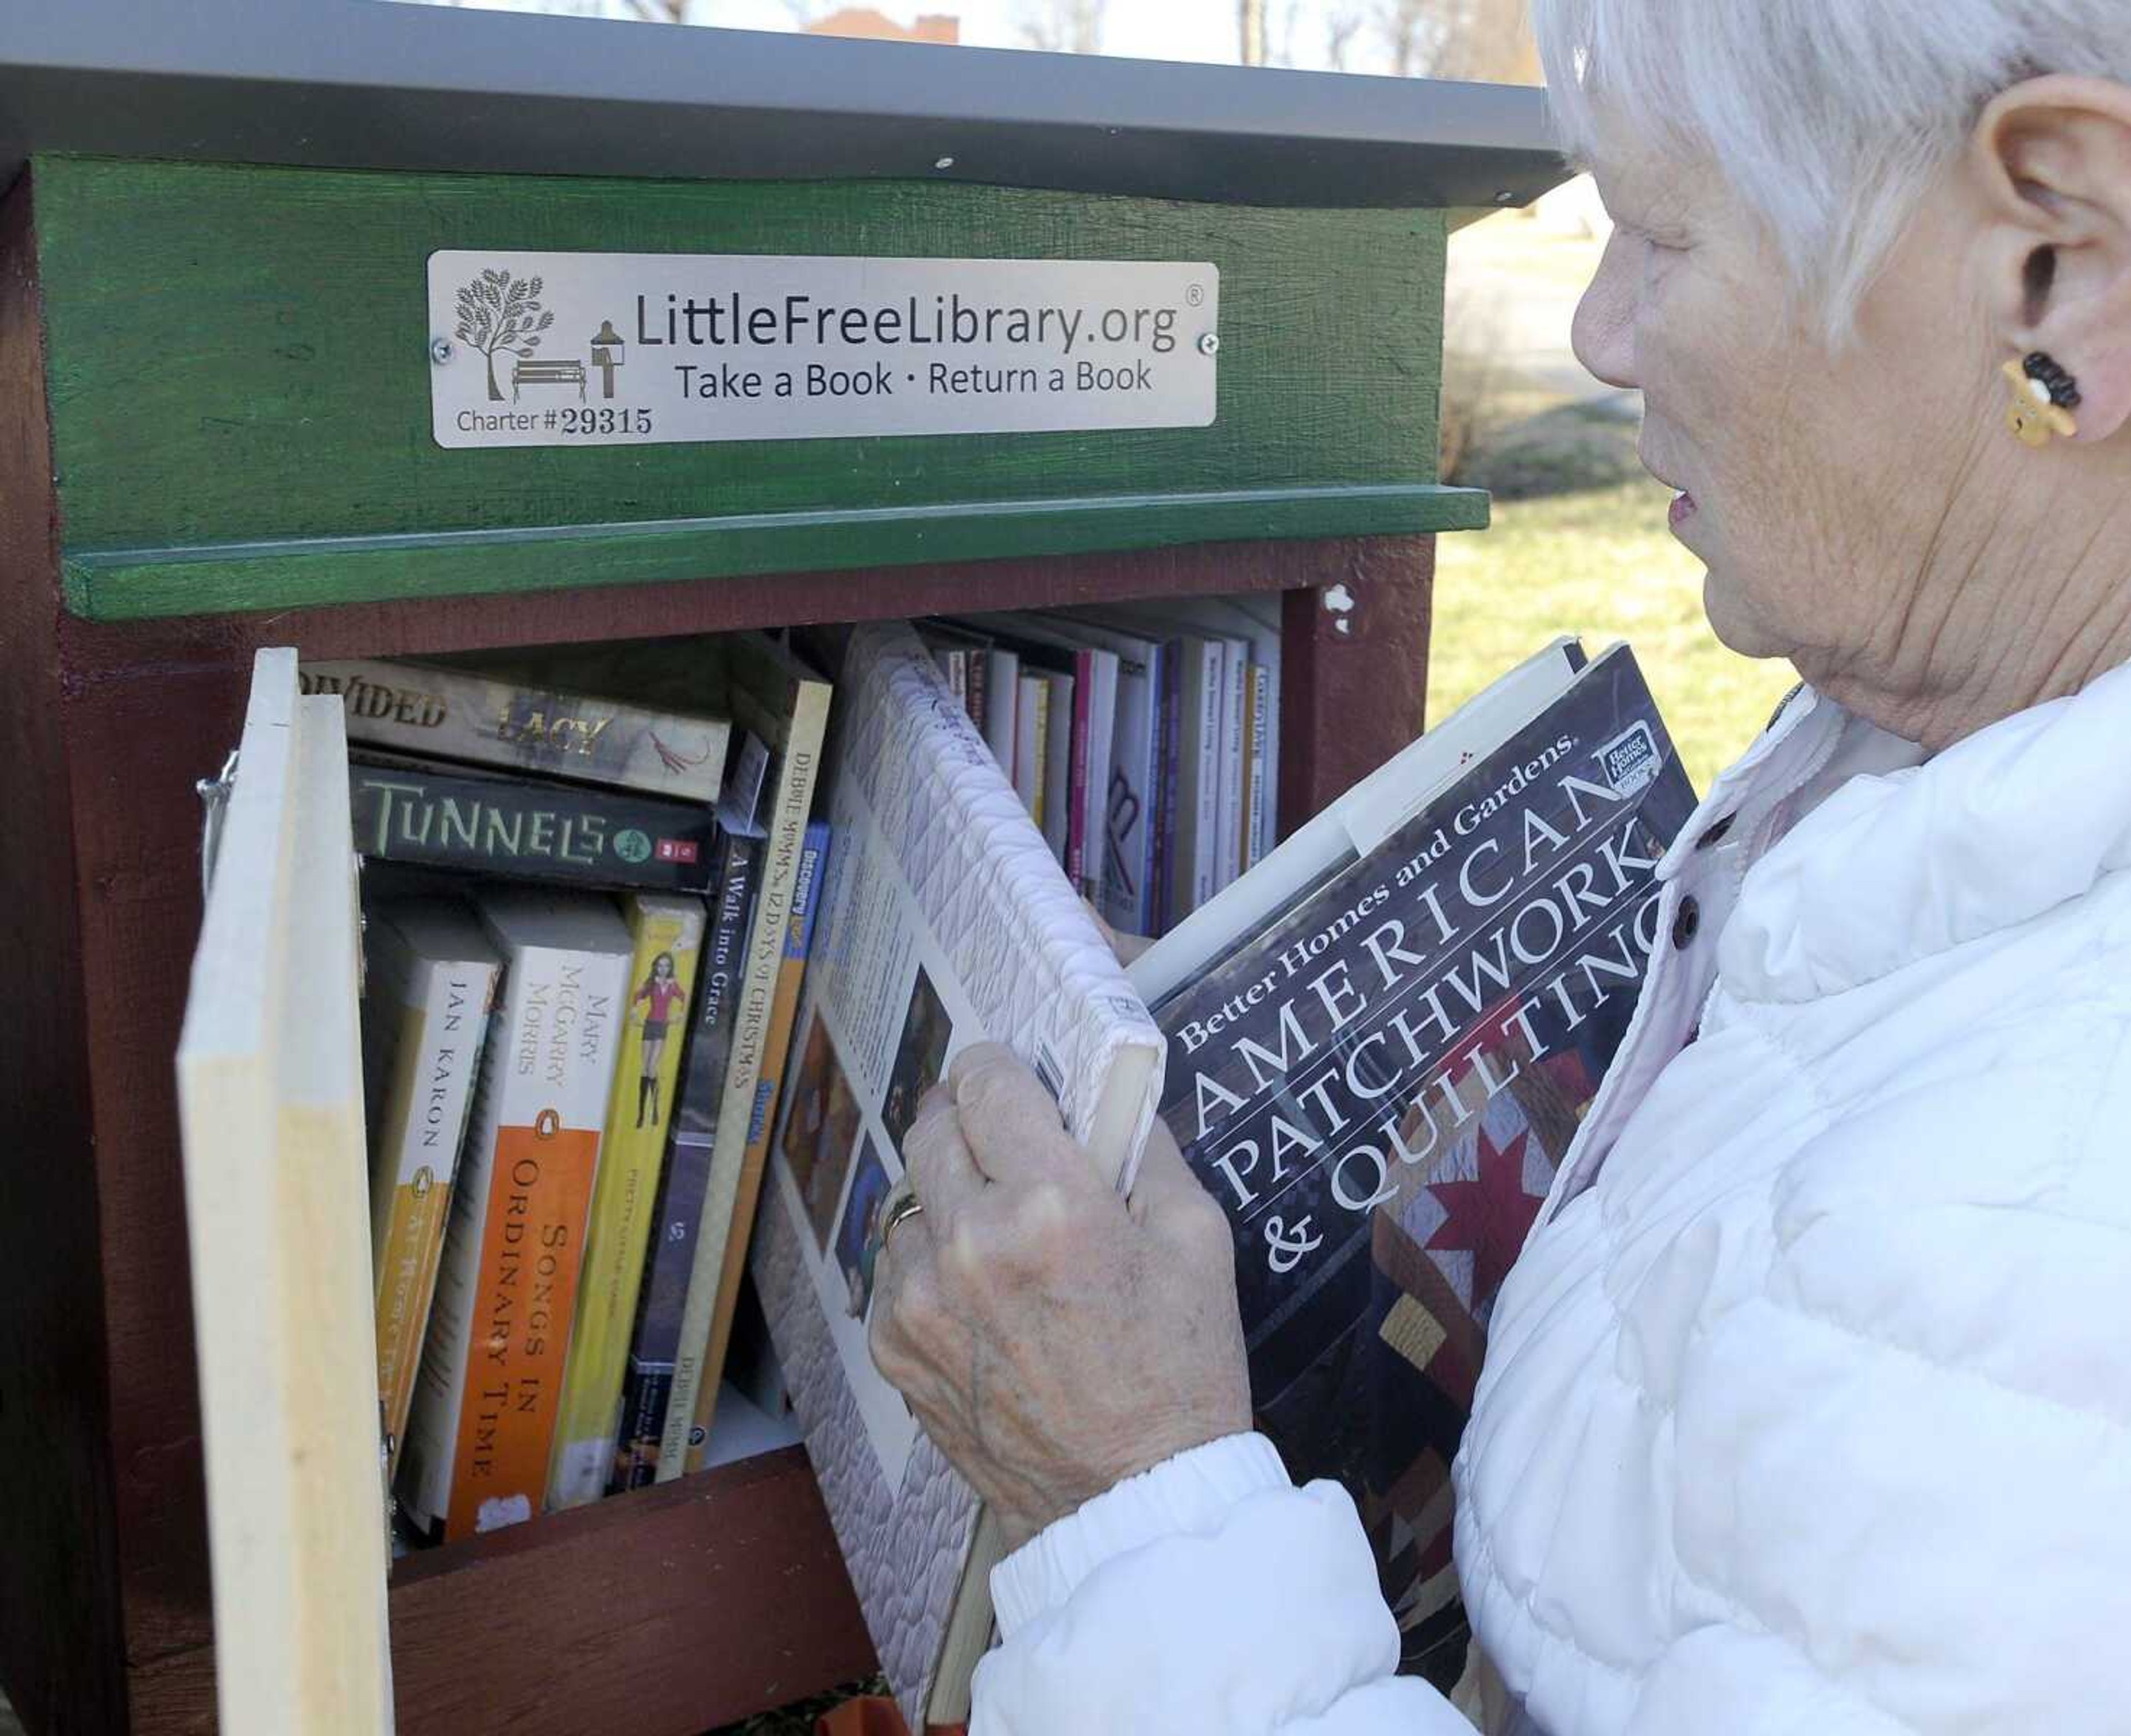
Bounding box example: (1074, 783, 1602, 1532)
(1571, 231, 1640, 391)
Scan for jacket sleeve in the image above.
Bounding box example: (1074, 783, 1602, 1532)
(971, 1434, 1474, 1736)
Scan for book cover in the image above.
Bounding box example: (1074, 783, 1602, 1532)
(349, 755, 720, 893)
(654, 634, 834, 1480)
(395, 888, 633, 1542)
(358, 899, 503, 1476)
(1134, 644, 1694, 1683)
(678, 818, 832, 1472)
(611, 831, 761, 1493)
(301, 648, 729, 803)
(547, 892, 709, 1509)
(749, 620, 1166, 1724)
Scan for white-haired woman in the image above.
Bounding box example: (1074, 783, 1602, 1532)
(868, 4, 2131, 1730)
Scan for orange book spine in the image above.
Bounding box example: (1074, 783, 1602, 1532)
(443, 1116, 603, 1539)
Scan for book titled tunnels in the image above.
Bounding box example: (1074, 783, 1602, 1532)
(349, 755, 720, 893)
(1133, 639, 1698, 1687)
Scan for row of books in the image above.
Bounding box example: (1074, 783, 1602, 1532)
(317, 598, 1266, 1545)
(918, 597, 1282, 937)
(309, 632, 833, 1540)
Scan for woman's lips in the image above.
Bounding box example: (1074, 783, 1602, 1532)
(1669, 490, 1698, 529)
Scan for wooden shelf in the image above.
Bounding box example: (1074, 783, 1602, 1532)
(127, 1449, 875, 1736)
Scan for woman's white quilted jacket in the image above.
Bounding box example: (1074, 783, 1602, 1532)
(972, 660, 2131, 1735)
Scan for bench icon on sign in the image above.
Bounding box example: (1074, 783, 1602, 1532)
(512, 357, 587, 402)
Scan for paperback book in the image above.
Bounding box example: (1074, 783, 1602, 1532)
(396, 887, 633, 1542)
(548, 892, 709, 1509)
(301, 642, 729, 803)
(359, 899, 504, 1475)
(1129, 640, 1696, 1683)
(653, 635, 835, 1478)
(349, 755, 720, 893)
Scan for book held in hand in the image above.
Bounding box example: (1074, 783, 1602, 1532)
(749, 620, 1166, 1728)
(1129, 639, 1696, 1682)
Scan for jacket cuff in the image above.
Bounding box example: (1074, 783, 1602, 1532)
(990, 1432, 1290, 1638)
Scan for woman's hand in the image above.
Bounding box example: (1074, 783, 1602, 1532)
(869, 1043, 1252, 1550)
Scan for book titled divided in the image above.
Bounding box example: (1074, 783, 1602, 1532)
(1130, 639, 1695, 1684)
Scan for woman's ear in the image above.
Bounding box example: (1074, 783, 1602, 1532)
(1970, 74, 2131, 443)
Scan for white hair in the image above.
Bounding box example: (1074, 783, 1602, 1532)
(1531, 0, 2131, 345)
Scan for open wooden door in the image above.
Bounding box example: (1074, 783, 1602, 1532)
(175, 648, 394, 1735)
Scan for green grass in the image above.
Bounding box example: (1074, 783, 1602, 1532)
(1428, 477, 1801, 799)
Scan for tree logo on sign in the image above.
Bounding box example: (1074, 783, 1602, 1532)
(455, 268, 558, 402)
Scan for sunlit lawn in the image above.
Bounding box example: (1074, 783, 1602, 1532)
(1428, 477, 1800, 800)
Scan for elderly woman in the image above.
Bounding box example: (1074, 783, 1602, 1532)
(869, 2, 2131, 1729)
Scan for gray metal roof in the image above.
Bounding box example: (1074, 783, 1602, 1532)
(0, 0, 1569, 208)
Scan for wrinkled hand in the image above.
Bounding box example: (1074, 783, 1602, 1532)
(870, 1043, 1251, 1550)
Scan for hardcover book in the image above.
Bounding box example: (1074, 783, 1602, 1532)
(348, 755, 720, 893)
(1129, 641, 1696, 1684)
(654, 635, 835, 1478)
(396, 888, 633, 1542)
(611, 831, 761, 1493)
(301, 644, 730, 803)
(358, 899, 504, 1476)
(548, 891, 709, 1509)
(749, 620, 1167, 1726)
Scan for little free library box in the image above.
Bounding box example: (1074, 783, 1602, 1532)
(0, 4, 1566, 1732)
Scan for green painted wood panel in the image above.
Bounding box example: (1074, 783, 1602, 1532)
(33, 157, 1469, 619)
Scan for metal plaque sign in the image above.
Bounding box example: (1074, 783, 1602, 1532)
(428, 251, 1219, 449)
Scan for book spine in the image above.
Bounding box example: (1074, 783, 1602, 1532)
(1244, 662, 1272, 870)
(301, 659, 728, 803)
(349, 758, 719, 892)
(1097, 648, 1155, 938)
(966, 648, 989, 738)
(680, 819, 832, 1472)
(1151, 640, 1180, 932)
(399, 935, 629, 1540)
(548, 895, 709, 1510)
(1216, 642, 1246, 891)
(371, 951, 497, 1475)
(1011, 676, 1043, 827)
(1065, 654, 1092, 893)
(656, 681, 832, 1480)
(982, 650, 1018, 769)
(610, 835, 760, 1493)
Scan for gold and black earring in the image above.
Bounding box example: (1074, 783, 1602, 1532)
(2002, 351, 2082, 447)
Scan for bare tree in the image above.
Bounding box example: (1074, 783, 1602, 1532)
(1374, 0, 1537, 82)
(1321, 6, 1365, 70)
(1238, 0, 1268, 65)
(1018, 0, 1104, 54)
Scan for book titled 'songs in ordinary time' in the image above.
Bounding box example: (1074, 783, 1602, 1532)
(1130, 639, 1696, 1684)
